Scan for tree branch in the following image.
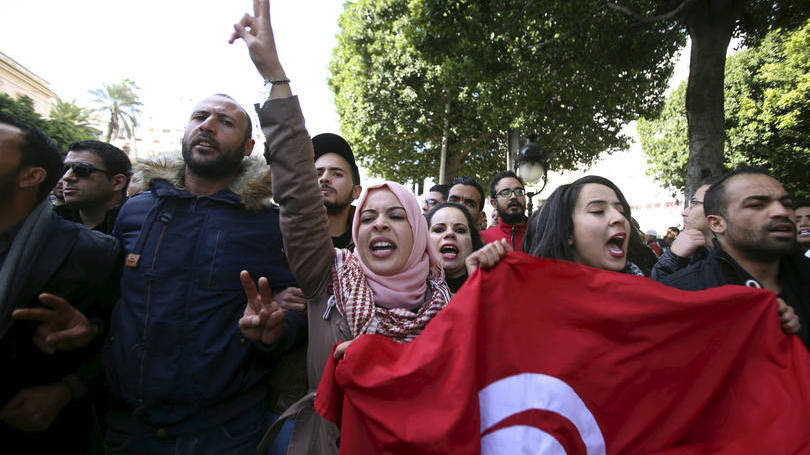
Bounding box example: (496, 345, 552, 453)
(502, 0, 538, 35)
(605, 0, 698, 23)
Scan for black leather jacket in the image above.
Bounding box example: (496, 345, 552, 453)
(661, 239, 810, 348)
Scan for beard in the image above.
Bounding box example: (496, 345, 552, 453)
(323, 186, 354, 215)
(726, 218, 795, 261)
(496, 201, 526, 225)
(181, 136, 245, 179)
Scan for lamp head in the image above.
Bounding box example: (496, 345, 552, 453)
(515, 137, 548, 186)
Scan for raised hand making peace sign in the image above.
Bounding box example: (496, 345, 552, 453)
(228, 0, 291, 100)
(12, 293, 99, 354)
(239, 270, 286, 345)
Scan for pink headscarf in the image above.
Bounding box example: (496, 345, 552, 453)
(352, 181, 442, 310)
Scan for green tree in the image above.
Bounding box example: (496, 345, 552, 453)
(0, 93, 97, 151)
(331, 0, 685, 185)
(90, 78, 142, 143)
(49, 98, 101, 138)
(406, 0, 810, 197)
(639, 21, 810, 199)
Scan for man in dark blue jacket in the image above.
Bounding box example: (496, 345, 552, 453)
(0, 113, 120, 454)
(103, 94, 304, 454)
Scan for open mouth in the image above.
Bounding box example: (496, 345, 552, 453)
(370, 240, 396, 258)
(440, 243, 459, 259)
(606, 233, 626, 258)
(799, 228, 810, 237)
(193, 136, 218, 152)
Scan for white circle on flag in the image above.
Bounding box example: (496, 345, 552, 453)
(478, 373, 605, 455)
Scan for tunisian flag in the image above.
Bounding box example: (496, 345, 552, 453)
(315, 253, 810, 454)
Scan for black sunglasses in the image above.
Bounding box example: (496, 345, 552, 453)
(64, 162, 113, 178)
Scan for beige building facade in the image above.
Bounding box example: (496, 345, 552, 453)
(0, 51, 56, 116)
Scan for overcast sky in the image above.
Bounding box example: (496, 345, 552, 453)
(0, 0, 344, 135)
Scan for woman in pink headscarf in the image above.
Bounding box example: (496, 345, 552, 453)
(336, 181, 451, 342)
(252, 86, 452, 455)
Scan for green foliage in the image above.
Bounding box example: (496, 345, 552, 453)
(90, 78, 142, 143)
(639, 20, 810, 199)
(50, 98, 101, 137)
(0, 93, 98, 152)
(330, 0, 686, 184)
(638, 83, 690, 191)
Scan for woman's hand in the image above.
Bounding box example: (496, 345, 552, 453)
(465, 239, 513, 275)
(334, 340, 354, 359)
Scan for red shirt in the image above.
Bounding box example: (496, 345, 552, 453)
(481, 221, 527, 252)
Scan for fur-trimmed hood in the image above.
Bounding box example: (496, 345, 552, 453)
(131, 153, 274, 211)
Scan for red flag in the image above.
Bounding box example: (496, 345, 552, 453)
(316, 253, 810, 455)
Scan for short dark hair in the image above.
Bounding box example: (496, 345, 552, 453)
(489, 170, 525, 199)
(667, 226, 680, 234)
(703, 166, 772, 218)
(523, 175, 632, 263)
(428, 184, 450, 200)
(213, 93, 252, 145)
(67, 140, 132, 186)
(426, 202, 484, 252)
(795, 199, 810, 211)
(0, 112, 62, 201)
(449, 176, 485, 211)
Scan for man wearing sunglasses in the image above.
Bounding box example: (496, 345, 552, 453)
(0, 113, 120, 454)
(61, 141, 131, 234)
(481, 171, 528, 252)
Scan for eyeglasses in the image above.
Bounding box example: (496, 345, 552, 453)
(424, 198, 441, 208)
(496, 188, 526, 198)
(64, 162, 113, 178)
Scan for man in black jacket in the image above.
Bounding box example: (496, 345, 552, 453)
(661, 167, 808, 347)
(0, 113, 120, 454)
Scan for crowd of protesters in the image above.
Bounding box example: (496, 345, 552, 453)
(1, 1, 808, 454)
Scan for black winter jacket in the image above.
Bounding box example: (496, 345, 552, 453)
(661, 239, 810, 348)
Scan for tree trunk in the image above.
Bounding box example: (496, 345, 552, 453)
(439, 102, 451, 184)
(445, 145, 463, 181)
(507, 129, 521, 172)
(682, 0, 738, 198)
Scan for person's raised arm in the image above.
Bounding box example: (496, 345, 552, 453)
(230, 0, 335, 298)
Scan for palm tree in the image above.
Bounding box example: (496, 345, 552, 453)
(49, 98, 101, 137)
(90, 78, 142, 143)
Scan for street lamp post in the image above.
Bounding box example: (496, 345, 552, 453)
(515, 137, 550, 216)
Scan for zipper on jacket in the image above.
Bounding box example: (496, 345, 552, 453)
(511, 225, 517, 250)
(136, 201, 176, 400)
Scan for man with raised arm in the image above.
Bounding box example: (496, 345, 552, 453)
(101, 88, 304, 452)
